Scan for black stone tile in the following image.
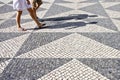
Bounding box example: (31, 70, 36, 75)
(114, 18, 120, 21)
(84, 18, 118, 31)
(37, 7, 47, 12)
(79, 3, 109, 17)
(54, 0, 73, 3)
(0, 4, 14, 14)
(80, 0, 99, 3)
(44, 4, 73, 17)
(8, 1, 13, 4)
(0, 19, 32, 29)
(16, 32, 72, 57)
(102, 0, 120, 2)
(0, 32, 28, 42)
(43, 1, 50, 3)
(106, 4, 120, 12)
(0, 58, 11, 63)
(0, 1, 4, 4)
(78, 58, 120, 80)
(79, 32, 120, 50)
(0, 19, 4, 21)
(0, 58, 72, 80)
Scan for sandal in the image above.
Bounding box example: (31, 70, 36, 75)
(38, 23, 46, 29)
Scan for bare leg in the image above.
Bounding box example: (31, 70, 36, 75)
(36, 3, 41, 10)
(33, 3, 41, 19)
(16, 11, 26, 31)
(27, 8, 43, 28)
(32, 7, 37, 19)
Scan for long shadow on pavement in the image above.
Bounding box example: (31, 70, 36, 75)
(27, 14, 98, 30)
(39, 14, 97, 21)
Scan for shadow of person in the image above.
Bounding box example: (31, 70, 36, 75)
(27, 14, 98, 30)
(46, 21, 97, 29)
(39, 14, 98, 22)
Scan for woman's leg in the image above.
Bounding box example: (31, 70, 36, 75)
(35, 1, 43, 18)
(16, 11, 26, 31)
(27, 8, 43, 28)
(32, 0, 42, 19)
(32, 6, 37, 19)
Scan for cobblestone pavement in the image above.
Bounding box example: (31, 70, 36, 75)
(0, 0, 120, 80)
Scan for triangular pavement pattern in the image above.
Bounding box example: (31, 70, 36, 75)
(79, 3, 109, 17)
(84, 18, 118, 31)
(0, 4, 14, 14)
(0, 59, 12, 74)
(105, 9, 120, 18)
(78, 58, 120, 80)
(55, 3, 78, 9)
(0, 58, 72, 80)
(114, 18, 120, 21)
(0, 0, 12, 4)
(38, 59, 109, 80)
(0, 1, 4, 4)
(8, 1, 13, 4)
(0, 11, 16, 19)
(106, 4, 120, 12)
(0, 32, 28, 42)
(0, 33, 30, 58)
(0, 19, 33, 29)
(102, 0, 120, 2)
(79, 32, 120, 50)
(34, 21, 116, 33)
(111, 18, 120, 31)
(44, 4, 74, 18)
(17, 33, 120, 58)
(15, 32, 72, 57)
(100, 2, 120, 9)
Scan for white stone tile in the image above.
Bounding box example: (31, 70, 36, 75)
(16, 33, 120, 58)
(0, 33, 30, 58)
(38, 59, 109, 80)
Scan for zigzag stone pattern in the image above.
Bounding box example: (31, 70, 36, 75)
(0, 0, 120, 80)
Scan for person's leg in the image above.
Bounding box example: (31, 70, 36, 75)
(32, 0, 42, 19)
(27, 8, 43, 28)
(36, 2, 42, 10)
(16, 11, 26, 31)
(32, 5, 37, 19)
(31, 0, 38, 19)
(35, 1, 43, 18)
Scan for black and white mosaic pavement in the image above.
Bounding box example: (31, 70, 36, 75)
(0, 0, 120, 80)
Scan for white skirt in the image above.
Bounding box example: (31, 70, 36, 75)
(13, 0, 32, 11)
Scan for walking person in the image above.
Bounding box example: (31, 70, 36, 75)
(31, 0, 43, 19)
(13, 0, 44, 31)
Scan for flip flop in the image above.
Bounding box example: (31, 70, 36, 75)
(38, 23, 46, 29)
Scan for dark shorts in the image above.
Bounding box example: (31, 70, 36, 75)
(32, 0, 42, 7)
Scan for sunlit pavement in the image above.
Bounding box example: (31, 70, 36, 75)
(0, 0, 120, 80)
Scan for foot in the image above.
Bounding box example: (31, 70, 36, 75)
(18, 27, 26, 31)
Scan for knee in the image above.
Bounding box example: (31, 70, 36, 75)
(17, 11, 22, 15)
